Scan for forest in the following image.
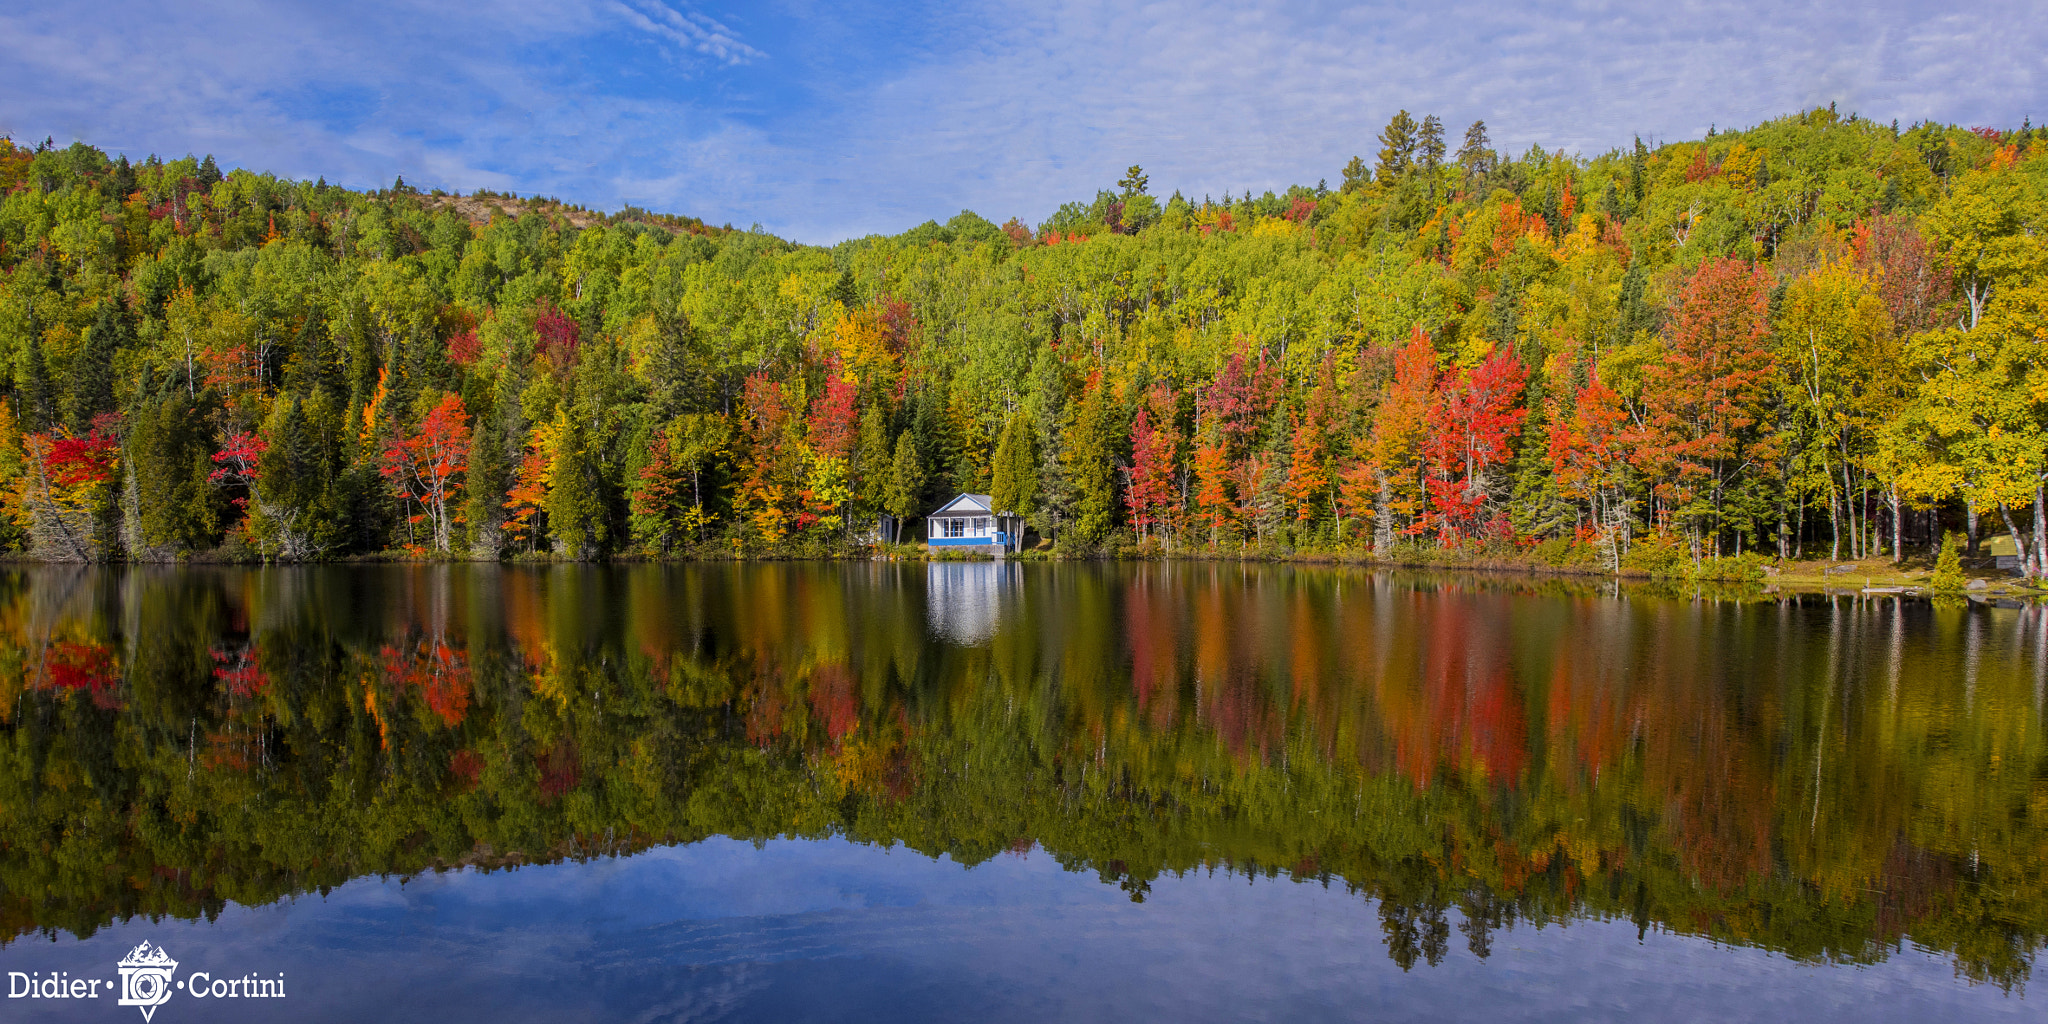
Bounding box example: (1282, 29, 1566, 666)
(0, 106, 2044, 571)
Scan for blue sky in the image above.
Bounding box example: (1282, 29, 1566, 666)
(2, 0, 2041, 243)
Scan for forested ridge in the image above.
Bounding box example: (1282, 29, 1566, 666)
(1, 106, 2045, 569)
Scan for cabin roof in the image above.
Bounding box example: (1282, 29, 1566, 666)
(928, 493, 995, 516)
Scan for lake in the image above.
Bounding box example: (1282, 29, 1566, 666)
(0, 563, 2042, 1022)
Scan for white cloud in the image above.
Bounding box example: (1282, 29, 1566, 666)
(610, 0, 766, 65)
(0, 0, 758, 195)
(773, 0, 2043, 240)
(1, 0, 2039, 244)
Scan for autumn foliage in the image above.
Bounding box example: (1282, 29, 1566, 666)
(0, 111, 2040, 569)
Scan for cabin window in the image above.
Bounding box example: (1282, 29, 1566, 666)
(974, 518, 989, 531)
(943, 519, 965, 538)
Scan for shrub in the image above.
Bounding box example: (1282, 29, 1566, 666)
(1690, 550, 1772, 583)
(1621, 534, 1688, 578)
(1931, 532, 1966, 593)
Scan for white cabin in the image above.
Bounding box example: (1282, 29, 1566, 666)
(925, 493, 1024, 554)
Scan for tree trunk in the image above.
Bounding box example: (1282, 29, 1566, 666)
(2000, 503, 2028, 576)
(1890, 486, 1903, 565)
(1829, 490, 1841, 561)
(2035, 483, 2047, 580)
(1374, 475, 1394, 555)
(1841, 462, 1858, 559)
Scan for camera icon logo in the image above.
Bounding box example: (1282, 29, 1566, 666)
(116, 942, 179, 1022)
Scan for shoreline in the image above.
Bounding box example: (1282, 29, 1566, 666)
(5, 548, 2041, 600)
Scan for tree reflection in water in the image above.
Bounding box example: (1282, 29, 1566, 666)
(0, 564, 2042, 991)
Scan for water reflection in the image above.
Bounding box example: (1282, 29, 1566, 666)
(924, 561, 1017, 646)
(0, 565, 2043, 992)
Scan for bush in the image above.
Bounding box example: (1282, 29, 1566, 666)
(1931, 532, 1966, 593)
(1531, 535, 1603, 568)
(1621, 535, 1688, 577)
(1530, 536, 1573, 567)
(1689, 550, 1772, 583)
(930, 546, 996, 561)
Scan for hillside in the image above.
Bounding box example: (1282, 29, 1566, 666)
(0, 108, 2042, 570)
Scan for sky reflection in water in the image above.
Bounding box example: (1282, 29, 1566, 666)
(3, 837, 2037, 1023)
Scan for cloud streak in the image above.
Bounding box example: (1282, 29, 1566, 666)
(611, 0, 766, 65)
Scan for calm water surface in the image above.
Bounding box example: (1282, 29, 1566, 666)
(0, 563, 2043, 1022)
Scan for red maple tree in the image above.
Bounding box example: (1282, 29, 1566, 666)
(1126, 384, 1180, 540)
(1625, 257, 1778, 545)
(806, 365, 859, 463)
(380, 392, 472, 553)
(1420, 348, 1527, 543)
(534, 301, 580, 368)
(1199, 346, 1280, 458)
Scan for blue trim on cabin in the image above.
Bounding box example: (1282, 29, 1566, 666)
(927, 534, 1008, 547)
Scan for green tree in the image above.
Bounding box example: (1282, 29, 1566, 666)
(67, 299, 127, 433)
(1418, 115, 1446, 172)
(545, 413, 603, 558)
(854, 404, 892, 532)
(128, 394, 218, 553)
(1922, 154, 2045, 329)
(1376, 110, 1419, 183)
(884, 432, 924, 543)
(991, 412, 1039, 521)
(465, 409, 506, 557)
(1456, 121, 1494, 186)
(1026, 347, 1071, 540)
(1339, 155, 1371, 194)
(253, 392, 344, 560)
(1930, 532, 1965, 592)
(1061, 373, 1121, 546)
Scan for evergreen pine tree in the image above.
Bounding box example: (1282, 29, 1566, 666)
(1457, 121, 1494, 186)
(465, 410, 506, 557)
(1629, 135, 1649, 210)
(67, 298, 127, 433)
(109, 155, 136, 199)
(1931, 532, 1965, 593)
(1612, 259, 1655, 346)
(1376, 111, 1419, 182)
(1418, 115, 1447, 172)
(1061, 375, 1120, 546)
(130, 394, 219, 552)
(1026, 347, 1071, 540)
(855, 404, 891, 530)
(18, 328, 54, 433)
(991, 412, 1040, 520)
(1339, 156, 1371, 194)
(545, 415, 601, 559)
(256, 393, 344, 559)
(884, 432, 924, 543)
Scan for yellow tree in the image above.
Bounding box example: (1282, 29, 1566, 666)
(1896, 279, 2048, 577)
(1922, 146, 2045, 330)
(1775, 259, 1895, 559)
